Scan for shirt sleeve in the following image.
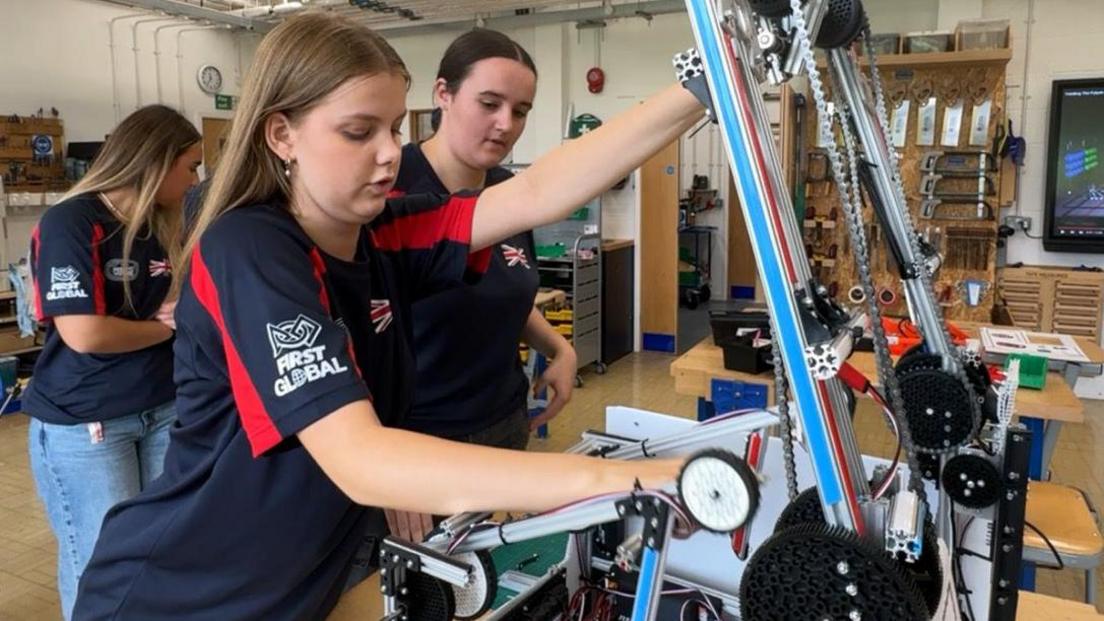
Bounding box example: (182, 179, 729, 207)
(370, 191, 493, 300)
(189, 219, 371, 457)
(30, 204, 106, 320)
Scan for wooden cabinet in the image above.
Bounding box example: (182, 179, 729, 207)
(602, 240, 634, 365)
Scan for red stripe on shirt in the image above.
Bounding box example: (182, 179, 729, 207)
(90, 223, 107, 315)
(191, 245, 283, 457)
(30, 225, 44, 321)
(308, 247, 362, 378)
(373, 195, 479, 250)
(386, 189, 406, 198)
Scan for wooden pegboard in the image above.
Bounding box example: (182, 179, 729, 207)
(802, 50, 1011, 323)
(0, 114, 67, 193)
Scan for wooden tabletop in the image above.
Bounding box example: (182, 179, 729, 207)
(1017, 590, 1104, 620)
(670, 337, 1085, 424)
(329, 574, 383, 620)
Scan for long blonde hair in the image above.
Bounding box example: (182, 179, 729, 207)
(64, 104, 199, 308)
(175, 12, 409, 298)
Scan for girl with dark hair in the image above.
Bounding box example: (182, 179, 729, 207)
(388, 30, 576, 543)
(26, 104, 199, 619)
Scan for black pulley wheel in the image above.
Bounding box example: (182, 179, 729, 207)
(815, 0, 867, 49)
(747, 0, 792, 17)
(942, 453, 1001, 509)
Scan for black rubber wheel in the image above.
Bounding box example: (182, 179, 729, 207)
(595, 362, 608, 375)
(700, 284, 712, 303)
(404, 571, 456, 621)
(941, 453, 1001, 509)
(574, 375, 583, 389)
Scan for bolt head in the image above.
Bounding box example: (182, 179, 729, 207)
(846, 583, 858, 596)
(401, 587, 409, 596)
(836, 561, 850, 575)
(849, 610, 862, 621)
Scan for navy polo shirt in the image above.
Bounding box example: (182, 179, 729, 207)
(74, 195, 490, 620)
(394, 143, 540, 438)
(24, 194, 175, 424)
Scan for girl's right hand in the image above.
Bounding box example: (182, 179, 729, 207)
(155, 301, 177, 331)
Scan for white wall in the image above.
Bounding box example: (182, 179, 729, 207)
(0, 0, 256, 144)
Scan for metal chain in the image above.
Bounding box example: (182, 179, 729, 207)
(861, 25, 983, 428)
(787, 0, 930, 499)
(771, 341, 799, 500)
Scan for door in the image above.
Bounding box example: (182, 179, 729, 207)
(639, 139, 680, 353)
(201, 117, 232, 176)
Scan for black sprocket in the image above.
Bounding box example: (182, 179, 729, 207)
(896, 354, 978, 453)
(740, 523, 930, 621)
(941, 453, 1001, 509)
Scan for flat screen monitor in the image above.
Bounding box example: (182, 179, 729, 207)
(1044, 78, 1104, 252)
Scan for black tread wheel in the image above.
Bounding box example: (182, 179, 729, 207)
(740, 522, 930, 621)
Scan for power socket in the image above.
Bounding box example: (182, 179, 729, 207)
(1002, 215, 1032, 231)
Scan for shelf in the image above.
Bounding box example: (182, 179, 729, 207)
(818, 48, 1012, 70)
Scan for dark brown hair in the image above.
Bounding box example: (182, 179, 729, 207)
(432, 29, 536, 130)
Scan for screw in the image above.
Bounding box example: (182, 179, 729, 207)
(651, 517, 659, 527)
(966, 481, 975, 489)
(846, 583, 858, 596)
(381, 568, 388, 576)
(1008, 472, 1020, 481)
(380, 586, 387, 593)
(406, 560, 414, 569)
(849, 611, 862, 621)
(837, 561, 850, 575)
(997, 596, 1008, 606)
(925, 407, 934, 415)
(964, 489, 972, 497)
(618, 505, 626, 516)
(999, 579, 1009, 588)
(647, 537, 656, 547)
(960, 473, 968, 481)
(635, 501, 643, 511)
(401, 587, 409, 596)
(393, 554, 401, 563)
(1002, 544, 1013, 553)
(1006, 491, 1015, 501)
(945, 411, 952, 419)
(977, 480, 985, 488)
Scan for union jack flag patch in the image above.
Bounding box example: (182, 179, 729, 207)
(149, 259, 172, 277)
(370, 299, 393, 334)
(501, 244, 530, 269)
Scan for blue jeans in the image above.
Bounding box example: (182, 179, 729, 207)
(28, 402, 175, 621)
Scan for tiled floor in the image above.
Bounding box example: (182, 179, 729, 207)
(0, 351, 1101, 619)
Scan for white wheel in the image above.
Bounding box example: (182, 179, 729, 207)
(451, 550, 496, 620)
(677, 450, 760, 533)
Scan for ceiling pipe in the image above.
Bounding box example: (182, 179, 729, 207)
(108, 13, 148, 123)
(154, 21, 194, 104)
(110, 0, 272, 32)
(369, 0, 685, 38)
(132, 17, 182, 108)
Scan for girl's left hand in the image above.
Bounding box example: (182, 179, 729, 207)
(530, 347, 577, 431)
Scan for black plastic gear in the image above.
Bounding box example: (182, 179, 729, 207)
(773, 487, 823, 533)
(772, 489, 944, 614)
(404, 571, 456, 621)
(740, 523, 929, 621)
(677, 449, 760, 533)
(896, 354, 977, 453)
(747, 0, 792, 17)
(941, 453, 1001, 509)
(815, 0, 867, 49)
(904, 520, 944, 615)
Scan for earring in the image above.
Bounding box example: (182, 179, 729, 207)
(283, 157, 294, 178)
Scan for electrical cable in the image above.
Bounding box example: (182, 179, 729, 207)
(1025, 520, 1064, 570)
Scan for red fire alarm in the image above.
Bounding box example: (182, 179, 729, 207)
(586, 66, 605, 93)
